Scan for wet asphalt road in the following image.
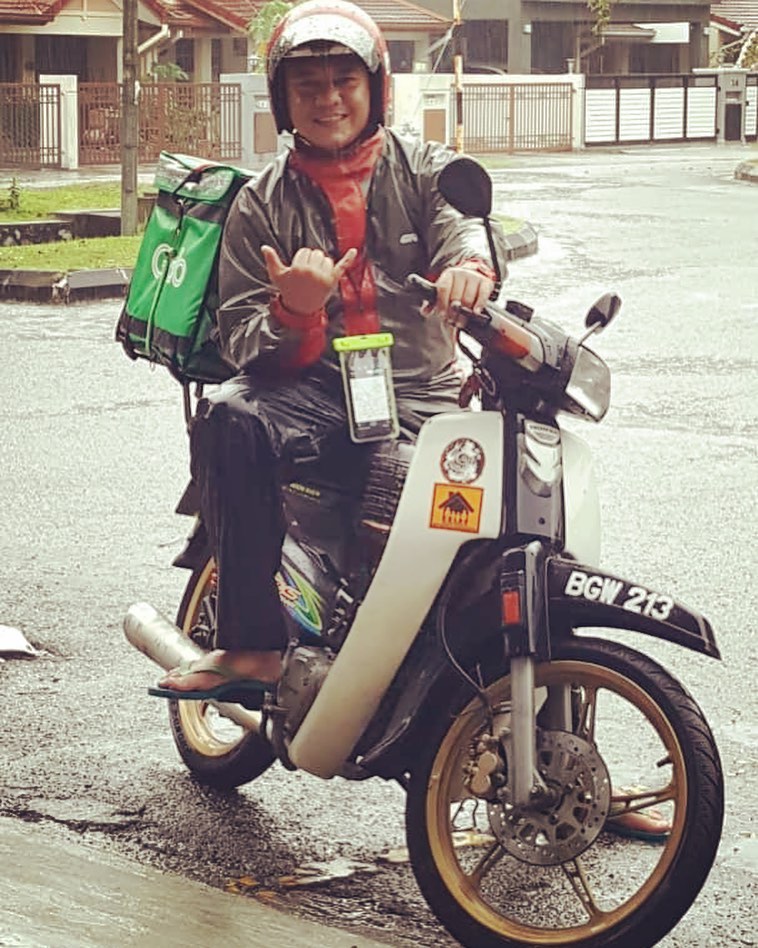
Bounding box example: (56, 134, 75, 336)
(1, 143, 756, 947)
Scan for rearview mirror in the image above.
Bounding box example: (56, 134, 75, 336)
(585, 293, 622, 331)
(438, 158, 501, 289)
(438, 157, 493, 218)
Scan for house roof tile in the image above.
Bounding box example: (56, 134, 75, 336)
(0, 0, 450, 34)
(0, 0, 65, 23)
(149, 0, 450, 33)
(711, 0, 758, 29)
(141, 0, 235, 30)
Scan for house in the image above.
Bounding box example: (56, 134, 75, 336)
(419, 0, 715, 74)
(0, 0, 451, 85)
(710, 0, 758, 63)
(144, 0, 452, 78)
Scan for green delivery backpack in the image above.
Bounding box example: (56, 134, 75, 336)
(116, 152, 253, 385)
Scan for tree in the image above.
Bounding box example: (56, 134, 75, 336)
(148, 62, 189, 82)
(711, 27, 758, 68)
(736, 28, 758, 69)
(247, 0, 293, 73)
(586, 0, 614, 35)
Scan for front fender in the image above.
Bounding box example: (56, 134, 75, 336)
(547, 558, 720, 660)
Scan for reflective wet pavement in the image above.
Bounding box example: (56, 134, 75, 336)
(0, 818, 390, 947)
(1, 142, 756, 947)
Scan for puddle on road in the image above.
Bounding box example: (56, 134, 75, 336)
(227, 856, 378, 893)
(378, 830, 495, 865)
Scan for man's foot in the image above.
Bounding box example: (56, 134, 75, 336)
(155, 649, 282, 694)
(605, 787, 672, 843)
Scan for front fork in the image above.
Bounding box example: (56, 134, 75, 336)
(508, 657, 573, 806)
(499, 539, 570, 807)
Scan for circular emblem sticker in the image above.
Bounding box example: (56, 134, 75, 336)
(440, 438, 485, 484)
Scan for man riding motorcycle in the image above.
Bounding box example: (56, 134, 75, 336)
(148, 0, 669, 844)
(151, 0, 498, 700)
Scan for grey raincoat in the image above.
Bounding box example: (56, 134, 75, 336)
(217, 129, 504, 404)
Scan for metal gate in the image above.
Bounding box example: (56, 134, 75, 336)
(139, 82, 242, 162)
(747, 75, 758, 140)
(457, 82, 573, 152)
(0, 83, 61, 168)
(78, 82, 242, 165)
(79, 82, 122, 165)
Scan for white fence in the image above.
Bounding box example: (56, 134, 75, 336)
(585, 73, 757, 145)
(1, 71, 755, 170)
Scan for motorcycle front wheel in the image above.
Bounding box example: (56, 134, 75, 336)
(405, 636, 723, 948)
(167, 557, 275, 789)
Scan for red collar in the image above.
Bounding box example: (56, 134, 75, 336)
(289, 128, 385, 337)
(290, 127, 384, 188)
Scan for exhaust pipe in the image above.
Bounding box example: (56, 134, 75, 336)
(123, 602, 262, 733)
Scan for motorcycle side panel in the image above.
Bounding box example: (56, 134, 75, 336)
(288, 411, 504, 778)
(561, 429, 601, 566)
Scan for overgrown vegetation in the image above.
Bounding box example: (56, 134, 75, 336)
(710, 27, 758, 67)
(148, 62, 189, 82)
(247, 0, 293, 72)
(8, 177, 20, 211)
(586, 0, 614, 34)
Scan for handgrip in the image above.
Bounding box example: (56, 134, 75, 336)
(405, 273, 544, 371)
(405, 273, 437, 304)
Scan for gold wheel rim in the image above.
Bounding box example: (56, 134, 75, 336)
(425, 659, 688, 945)
(175, 558, 247, 758)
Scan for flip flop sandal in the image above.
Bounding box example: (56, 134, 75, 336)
(605, 786, 672, 843)
(147, 660, 275, 709)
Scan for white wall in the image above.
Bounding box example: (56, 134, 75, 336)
(40, 74, 78, 170)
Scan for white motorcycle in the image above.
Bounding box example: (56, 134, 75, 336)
(124, 158, 723, 948)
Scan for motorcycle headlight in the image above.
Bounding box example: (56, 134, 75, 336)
(564, 346, 611, 421)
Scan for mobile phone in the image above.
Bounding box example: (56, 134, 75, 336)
(334, 333, 399, 444)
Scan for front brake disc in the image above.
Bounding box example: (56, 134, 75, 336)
(488, 729, 611, 865)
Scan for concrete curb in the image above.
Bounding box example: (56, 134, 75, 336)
(0, 223, 540, 303)
(735, 160, 758, 183)
(0, 266, 131, 302)
(0, 817, 392, 948)
(503, 221, 539, 261)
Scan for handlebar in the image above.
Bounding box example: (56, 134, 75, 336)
(405, 274, 544, 372)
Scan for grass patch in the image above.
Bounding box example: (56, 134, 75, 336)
(495, 214, 522, 232)
(479, 155, 518, 170)
(0, 179, 525, 275)
(0, 182, 129, 222)
(0, 236, 142, 272)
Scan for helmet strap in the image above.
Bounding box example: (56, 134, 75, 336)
(293, 121, 381, 159)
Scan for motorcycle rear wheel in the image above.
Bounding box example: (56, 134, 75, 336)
(405, 637, 723, 948)
(167, 557, 275, 790)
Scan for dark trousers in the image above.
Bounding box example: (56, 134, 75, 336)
(190, 369, 460, 652)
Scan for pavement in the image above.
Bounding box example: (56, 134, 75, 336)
(0, 817, 392, 948)
(0, 147, 755, 946)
